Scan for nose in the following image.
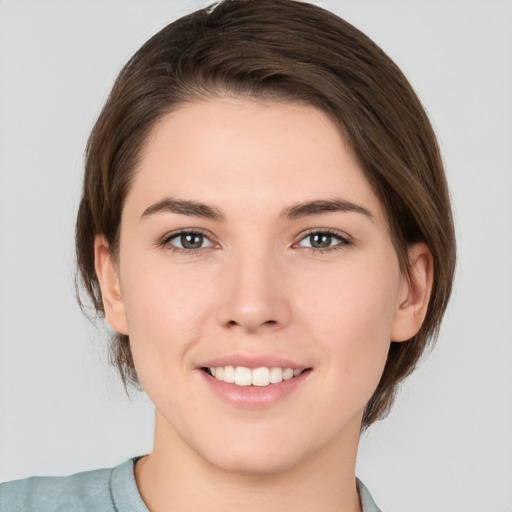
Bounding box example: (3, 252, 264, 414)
(216, 249, 291, 333)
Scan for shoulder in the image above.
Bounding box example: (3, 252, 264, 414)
(357, 478, 384, 512)
(0, 458, 147, 512)
(0, 466, 113, 512)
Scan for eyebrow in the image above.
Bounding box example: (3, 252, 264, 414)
(280, 199, 374, 222)
(141, 197, 373, 223)
(141, 198, 225, 221)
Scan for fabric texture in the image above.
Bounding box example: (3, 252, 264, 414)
(0, 458, 382, 511)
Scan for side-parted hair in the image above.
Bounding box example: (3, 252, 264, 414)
(76, 0, 456, 428)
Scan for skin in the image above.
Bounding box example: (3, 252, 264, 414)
(95, 98, 432, 512)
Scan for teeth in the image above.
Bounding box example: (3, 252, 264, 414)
(252, 367, 270, 387)
(211, 365, 304, 387)
(283, 368, 294, 380)
(234, 366, 252, 386)
(223, 365, 235, 383)
(270, 367, 283, 383)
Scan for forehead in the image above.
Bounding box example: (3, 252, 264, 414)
(126, 97, 383, 220)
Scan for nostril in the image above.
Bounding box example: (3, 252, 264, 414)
(225, 318, 277, 329)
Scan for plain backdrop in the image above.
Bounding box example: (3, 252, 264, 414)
(1, 1, 511, 511)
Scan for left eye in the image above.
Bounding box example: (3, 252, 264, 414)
(167, 232, 215, 250)
(297, 231, 350, 249)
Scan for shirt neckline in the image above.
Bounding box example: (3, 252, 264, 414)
(110, 457, 381, 512)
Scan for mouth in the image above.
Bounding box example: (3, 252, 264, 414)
(201, 365, 309, 387)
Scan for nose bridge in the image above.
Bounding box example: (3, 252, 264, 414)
(217, 242, 290, 332)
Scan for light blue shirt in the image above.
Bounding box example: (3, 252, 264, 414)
(0, 458, 382, 511)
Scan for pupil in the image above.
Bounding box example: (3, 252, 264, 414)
(311, 233, 331, 248)
(181, 233, 203, 249)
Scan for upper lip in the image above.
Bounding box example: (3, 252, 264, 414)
(199, 354, 309, 370)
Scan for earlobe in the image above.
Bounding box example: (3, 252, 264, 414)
(94, 235, 129, 335)
(391, 243, 434, 342)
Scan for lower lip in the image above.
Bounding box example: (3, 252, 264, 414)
(200, 370, 310, 409)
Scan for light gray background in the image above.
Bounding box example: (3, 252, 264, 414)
(1, 1, 511, 511)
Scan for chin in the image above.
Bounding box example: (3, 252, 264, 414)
(205, 444, 304, 477)
(193, 422, 335, 478)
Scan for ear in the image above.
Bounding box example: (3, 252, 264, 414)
(391, 243, 434, 342)
(94, 235, 129, 335)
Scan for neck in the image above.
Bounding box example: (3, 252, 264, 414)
(135, 412, 363, 512)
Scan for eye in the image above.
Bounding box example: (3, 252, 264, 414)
(296, 230, 351, 250)
(164, 231, 216, 251)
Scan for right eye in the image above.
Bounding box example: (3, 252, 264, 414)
(163, 231, 216, 251)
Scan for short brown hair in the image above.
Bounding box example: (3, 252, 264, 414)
(76, 0, 456, 428)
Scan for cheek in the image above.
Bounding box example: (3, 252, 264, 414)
(298, 256, 399, 332)
(119, 261, 214, 375)
(296, 258, 400, 388)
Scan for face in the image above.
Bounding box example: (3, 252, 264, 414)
(96, 98, 426, 476)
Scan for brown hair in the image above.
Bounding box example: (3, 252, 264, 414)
(76, 0, 456, 428)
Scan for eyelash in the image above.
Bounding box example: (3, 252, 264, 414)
(157, 229, 217, 256)
(157, 228, 352, 255)
(293, 228, 352, 254)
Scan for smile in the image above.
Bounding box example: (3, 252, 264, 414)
(205, 366, 304, 387)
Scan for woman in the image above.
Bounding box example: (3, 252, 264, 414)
(0, 1, 455, 510)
